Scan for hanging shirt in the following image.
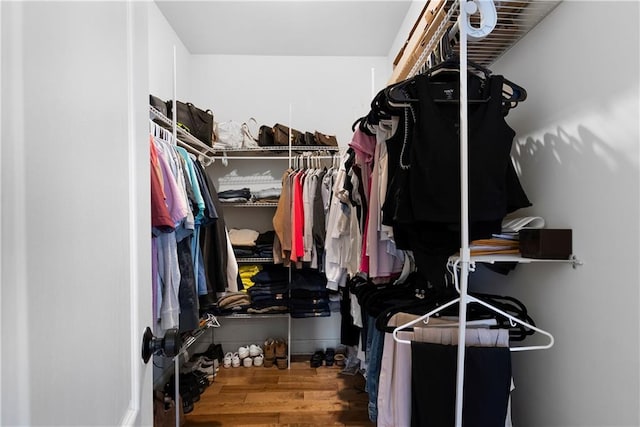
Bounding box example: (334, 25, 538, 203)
(150, 137, 174, 233)
(272, 168, 293, 264)
(290, 170, 305, 263)
(176, 146, 206, 224)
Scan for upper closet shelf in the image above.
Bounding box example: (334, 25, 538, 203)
(390, 0, 561, 83)
(150, 106, 217, 165)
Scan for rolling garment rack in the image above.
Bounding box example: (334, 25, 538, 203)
(389, 1, 579, 426)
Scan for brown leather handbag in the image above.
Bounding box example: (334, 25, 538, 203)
(314, 131, 338, 147)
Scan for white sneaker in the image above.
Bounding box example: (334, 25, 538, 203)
(238, 345, 250, 359)
(223, 352, 233, 368)
(231, 352, 241, 368)
(249, 344, 263, 357)
(253, 354, 264, 367)
(243, 356, 253, 367)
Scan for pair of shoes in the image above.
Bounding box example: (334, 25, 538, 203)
(194, 343, 224, 365)
(238, 345, 250, 360)
(275, 338, 287, 358)
(275, 338, 288, 370)
(242, 354, 265, 367)
(253, 354, 264, 367)
(325, 348, 335, 367)
(249, 344, 263, 357)
(263, 338, 276, 367)
(231, 352, 241, 368)
(310, 350, 324, 368)
(223, 352, 233, 368)
(276, 356, 288, 369)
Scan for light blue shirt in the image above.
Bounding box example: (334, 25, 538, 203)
(176, 146, 206, 224)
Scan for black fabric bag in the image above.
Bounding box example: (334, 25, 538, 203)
(167, 100, 214, 147)
(150, 94, 168, 116)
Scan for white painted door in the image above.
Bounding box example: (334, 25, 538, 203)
(1, 2, 153, 425)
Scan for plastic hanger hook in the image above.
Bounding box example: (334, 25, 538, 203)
(462, 0, 497, 41)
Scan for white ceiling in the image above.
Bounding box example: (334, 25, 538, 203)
(154, 0, 413, 56)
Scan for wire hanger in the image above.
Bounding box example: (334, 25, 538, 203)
(392, 259, 554, 352)
(150, 106, 216, 167)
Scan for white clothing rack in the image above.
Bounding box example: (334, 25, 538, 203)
(390, 1, 564, 426)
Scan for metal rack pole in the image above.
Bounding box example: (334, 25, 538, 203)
(454, 1, 470, 425)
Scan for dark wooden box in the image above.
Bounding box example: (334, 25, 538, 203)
(519, 229, 572, 259)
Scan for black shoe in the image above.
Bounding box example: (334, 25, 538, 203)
(310, 350, 324, 368)
(325, 348, 335, 367)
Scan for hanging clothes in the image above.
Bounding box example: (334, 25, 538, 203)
(149, 119, 235, 333)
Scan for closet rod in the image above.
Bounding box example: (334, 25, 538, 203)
(212, 155, 336, 161)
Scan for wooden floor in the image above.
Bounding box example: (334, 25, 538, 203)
(184, 357, 375, 427)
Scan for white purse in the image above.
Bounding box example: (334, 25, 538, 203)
(216, 120, 244, 149)
(241, 118, 260, 149)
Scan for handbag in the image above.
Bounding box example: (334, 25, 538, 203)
(216, 121, 244, 149)
(303, 131, 317, 146)
(241, 118, 260, 149)
(314, 131, 338, 147)
(273, 123, 303, 146)
(258, 125, 274, 147)
(150, 94, 168, 117)
(167, 100, 215, 147)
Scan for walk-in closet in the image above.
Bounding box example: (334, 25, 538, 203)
(1, 1, 638, 427)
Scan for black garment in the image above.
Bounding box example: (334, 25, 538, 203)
(404, 74, 530, 223)
(340, 288, 361, 346)
(196, 160, 228, 294)
(217, 187, 252, 200)
(192, 159, 218, 224)
(177, 237, 199, 332)
(290, 268, 328, 291)
(411, 342, 511, 427)
(381, 107, 414, 250)
(312, 168, 327, 262)
(251, 264, 289, 284)
(382, 74, 530, 258)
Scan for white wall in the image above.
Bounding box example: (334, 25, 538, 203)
(187, 54, 390, 146)
(148, 2, 191, 102)
(470, 2, 640, 426)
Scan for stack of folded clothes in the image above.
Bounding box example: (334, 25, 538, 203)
(246, 264, 289, 314)
(216, 292, 251, 315)
(229, 228, 260, 258)
(218, 188, 252, 203)
(289, 268, 330, 318)
(239, 264, 261, 292)
(254, 231, 275, 258)
(230, 229, 275, 259)
(251, 187, 280, 203)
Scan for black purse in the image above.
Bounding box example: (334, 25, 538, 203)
(167, 100, 214, 147)
(150, 94, 168, 116)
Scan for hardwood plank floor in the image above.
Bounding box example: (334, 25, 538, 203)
(184, 357, 375, 427)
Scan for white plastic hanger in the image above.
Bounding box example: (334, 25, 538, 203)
(392, 258, 554, 352)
